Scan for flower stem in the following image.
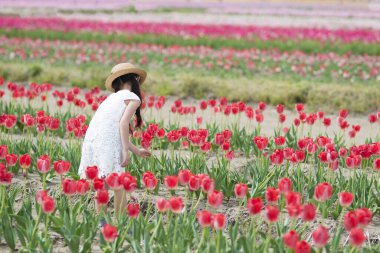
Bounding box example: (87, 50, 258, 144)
(43, 173, 46, 190)
(216, 230, 222, 253)
(44, 214, 49, 238)
(264, 223, 272, 252)
(0, 185, 5, 214)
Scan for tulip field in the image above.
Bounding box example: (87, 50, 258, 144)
(1, 80, 380, 252)
(1, 5, 380, 253)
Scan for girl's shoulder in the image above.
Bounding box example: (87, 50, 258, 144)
(117, 90, 140, 102)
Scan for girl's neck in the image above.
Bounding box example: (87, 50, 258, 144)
(120, 83, 131, 91)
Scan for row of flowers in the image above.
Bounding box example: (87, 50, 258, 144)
(0, 152, 374, 251)
(1, 16, 380, 44)
(1, 36, 379, 82)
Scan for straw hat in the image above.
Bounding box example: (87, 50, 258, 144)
(105, 63, 147, 92)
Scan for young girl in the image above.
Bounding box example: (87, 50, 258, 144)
(78, 62, 151, 212)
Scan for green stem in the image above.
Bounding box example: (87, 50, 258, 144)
(172, 215, 179, 252)
(349, 246, 357, 253)
(42, 173, 46, 190)
(216, 230, 222, 253)
(196, 228, 207, 253)
(149, 213, 162, 244)
(0, 185, 5, 214)
(44, 215, 49, 238)
(118, 190, 126, 221)
(116, 218, 133, 250)
(251, 217, 256, 250)
(192, 191, 203, 212)
(264, 223, 272, 252)
(30, 206, 42, 248)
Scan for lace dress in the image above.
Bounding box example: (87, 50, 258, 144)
(78, 90, 140, 178)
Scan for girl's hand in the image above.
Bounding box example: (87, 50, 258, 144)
(121, 149, 130, 167)
(138, 148, 151, 158)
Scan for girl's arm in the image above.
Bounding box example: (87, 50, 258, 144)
(120, 100, 140, 165)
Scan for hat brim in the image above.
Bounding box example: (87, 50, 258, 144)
(105, 68, 147, 92)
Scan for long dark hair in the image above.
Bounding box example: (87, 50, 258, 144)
(112, 73, 142, 128)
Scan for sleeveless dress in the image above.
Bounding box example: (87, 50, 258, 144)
(78, 90, 140, 178)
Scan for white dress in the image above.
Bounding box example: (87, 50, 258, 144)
(78, 90, 140, 178)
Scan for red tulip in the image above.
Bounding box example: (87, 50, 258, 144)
(265, 187, 280, 203)
(314, 182, 333, 202)
(0, 145, 7, 159)
(339, 192, 354, 207)
(295, 103, 304, 112)
(164, 175, 178, 190)
(19, 154, 31, 170)
(199, 100, 207, 110)
(213, 213, 226, 230)
(306, 143, 317, 154)
(102, 224, 118, 242)
(127, 203, 140, 218)
(76, 179, 89, 195)
(207, 190, 224, 209)
(224, 150, 235, 160)
(322, 118, 331, 127)
(197, 210, 213, 227)
(188, 175, 201, 191)
(253, 136, 268, 150)
(42, 196, 55, 214)
(53, 160, 70, 175)
(266, 205, 279, 222)
(106, 173, 121, 190)
(234, 183, 248, 199)
(0, 162, 5, 172)
(339, 109, 348, 118)
(274, 136, 285, 146)
(312, 225, 329, 247)
(374, 158, 380, 170)
(247, 197, 263, 215)
(317, 111, 324, 119)
(368, 114, 377, 124)
(283, 230, 299, 249)
(85, 166, 98, 180)
(156, 197, 168, 212)
(119, 172, 137, 193)
(37, 154, 50, 173)
(295, 240, 311, 253)
(344, 211, 359, 230)
(286, 204, 302, 219)
(301, 203, 316, 222)
(258, 101, 266, 111)
(96, 189, 109, 206)
(168, 196, 184, 214)
(294, 118, 301, 127)
(5, 154, 17, 167)
(62, 179, 77, 195)
(181, 140, 189, 149)
(355, 208, 372, 228)
(201, 176, 214, 193)
(93, 177, 105, 190)
(350, 228, 366, 247)
(285, 191, 302, 206)
(35, 190, 48, 204)
(0, 170, 12, 186)
(178, 169, 192, 185)
(276, 104, 284, 114)
(278, 178, 292, 193)
(339, 147, 347, 157)
(142, 171, 158, 190)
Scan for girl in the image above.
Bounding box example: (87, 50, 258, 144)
(78, 62, 151, 213)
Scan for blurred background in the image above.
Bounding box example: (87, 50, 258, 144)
(0, 0, 379, 113)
